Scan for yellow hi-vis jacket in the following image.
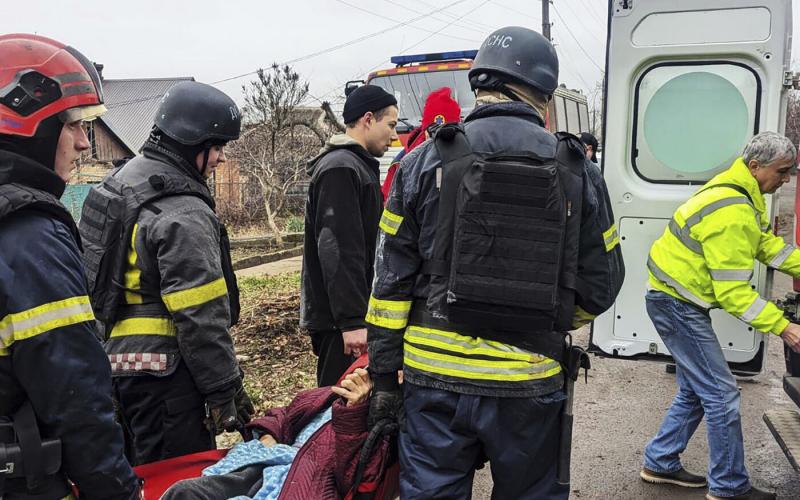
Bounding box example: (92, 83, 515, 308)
(648, 157, 800, 335)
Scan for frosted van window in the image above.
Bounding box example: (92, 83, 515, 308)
(633, 63, 759, 183)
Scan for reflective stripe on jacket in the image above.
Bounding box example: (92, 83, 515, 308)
(648, 157, 798, 335)
(103, 148, 239, 396)
(0, 155, 139, 499)
(366, 102, 616, 396)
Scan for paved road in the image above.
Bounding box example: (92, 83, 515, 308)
(241, 181, 800, 498)
(235, 255, 303, 278)
(471, 178, 800, 499)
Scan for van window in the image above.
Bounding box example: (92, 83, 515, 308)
(633, 62, 760, 183)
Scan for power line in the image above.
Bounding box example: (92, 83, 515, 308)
(551, 3, 603, 73)
(398, 0, 497, 34)
(334, 0, 482, 43)
(493, 1, 538, 20)
(212, 0, 470, 85)
(106, 0, 470, 109)
(557, 0, 605, 45)
(315, 0, 492, 103)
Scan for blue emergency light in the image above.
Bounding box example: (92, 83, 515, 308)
(390, 50, 478, 66)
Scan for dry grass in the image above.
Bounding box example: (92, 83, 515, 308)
(232, 272, 315, 413)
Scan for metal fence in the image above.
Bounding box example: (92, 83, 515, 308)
(62, 184, 93, 221)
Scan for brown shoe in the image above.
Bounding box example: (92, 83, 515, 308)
(706, 485, 776, 500)
(640, 467, 707, 488)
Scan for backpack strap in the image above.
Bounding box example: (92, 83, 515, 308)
(421, 123, 475, 277)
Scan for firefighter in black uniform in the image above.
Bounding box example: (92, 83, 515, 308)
(366, 26, 623, 498)
(80, 82, 253, 465)
(0, 34, 140, 499)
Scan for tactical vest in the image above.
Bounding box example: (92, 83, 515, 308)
(423, 124, 587, 345)
(79, 163, 240, 331)
(0, 184, 70, 498)
(0, 183, 78, 240)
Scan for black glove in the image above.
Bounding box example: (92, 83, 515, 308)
(367, 373, 403, 431)
(205, 380, 254, 435)
(234, 384, 255, 425)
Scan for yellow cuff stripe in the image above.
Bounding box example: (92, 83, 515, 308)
(0, 296, 95, 351)
(365, 296, 412, 330)
(162, 277, 228, 313)
(603, 224, 619, 252)
(379, 208, 403, 236)
(572, 306, 597, 329)
(110, 317, 177, 338)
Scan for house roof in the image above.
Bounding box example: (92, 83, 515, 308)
(100, 77, 195, 154)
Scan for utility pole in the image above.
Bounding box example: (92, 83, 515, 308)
(542, 0, 552, 41)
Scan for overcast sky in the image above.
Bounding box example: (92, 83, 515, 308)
(4, 0, 799, 111)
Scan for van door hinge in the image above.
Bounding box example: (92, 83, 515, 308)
(784, 71, 799, 89)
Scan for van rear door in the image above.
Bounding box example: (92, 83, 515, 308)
(590, 0, 794, 373)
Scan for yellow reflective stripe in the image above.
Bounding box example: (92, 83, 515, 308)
(0, 296, 94, 350)
(0, 346, 8, 356)
(161, 277, 228, 313)
(109, 317, 177, 337)
(124, 224, 143, 305)
(365, 296, 412, 329)
(405, 326, 540, 362)
(404, 344, 562, 382)
(379, 208, 403, 236)
(603, 224, 619, 252)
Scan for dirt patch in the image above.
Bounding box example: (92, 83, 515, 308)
(231, 272, 315, 414)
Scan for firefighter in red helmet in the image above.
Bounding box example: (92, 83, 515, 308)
(0, 34, 140, 499)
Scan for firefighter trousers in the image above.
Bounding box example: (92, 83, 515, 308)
(114, 361, 215, 466)
(398, 382, 570, 499)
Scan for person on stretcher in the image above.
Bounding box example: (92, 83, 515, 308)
(162, 368, 392, 499)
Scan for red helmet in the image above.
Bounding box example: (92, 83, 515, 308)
(0, 34, 106, 137)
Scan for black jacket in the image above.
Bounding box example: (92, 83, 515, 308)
(366, 102, 622, 396)
(95, 143, 241, 399)
(0, 151, 139, 499)
(300, 134, 382, 332)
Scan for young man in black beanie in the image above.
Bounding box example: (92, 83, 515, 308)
(301, 85, 398, 386)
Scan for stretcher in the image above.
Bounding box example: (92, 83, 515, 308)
(132, 354, 400, 499)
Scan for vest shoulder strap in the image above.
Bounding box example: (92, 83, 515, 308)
(424, 123, 475, 276)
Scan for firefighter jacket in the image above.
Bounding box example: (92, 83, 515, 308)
(300, 134, 382, 332)
(648, 157, 799, 335)
(0, 150, 139, 499)
(366, 102, 620, 397)
(101, 143, 240, 399)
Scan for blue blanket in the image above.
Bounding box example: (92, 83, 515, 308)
(202, 407, 333, 500)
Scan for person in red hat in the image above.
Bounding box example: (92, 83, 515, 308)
(380, 87, 461, 201)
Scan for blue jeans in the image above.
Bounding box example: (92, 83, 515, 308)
(644, 290, 750, 497)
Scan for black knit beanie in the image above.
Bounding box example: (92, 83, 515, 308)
(342, 85, 398, 124)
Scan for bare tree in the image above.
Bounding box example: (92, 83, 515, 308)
(228, 64, 330, 243)
(587, 77, 604, 140)
(785, 90, 800, 149)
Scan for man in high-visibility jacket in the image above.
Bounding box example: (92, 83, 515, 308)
(641, 132, 800, 500)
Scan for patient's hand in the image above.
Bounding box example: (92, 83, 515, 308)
(259, 434, 278, 448)
(331, 368, 372, 406)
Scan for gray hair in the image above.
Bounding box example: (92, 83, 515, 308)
(742, 131, 797, 167)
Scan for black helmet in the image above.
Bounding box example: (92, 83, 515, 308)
(469, 26, 559, 96)
(154, 81, 241, 146)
